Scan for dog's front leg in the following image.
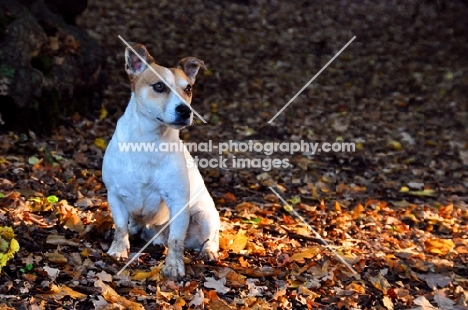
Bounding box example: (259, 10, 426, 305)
(161, 200, 190, 279)
(107, 191, 130, 259)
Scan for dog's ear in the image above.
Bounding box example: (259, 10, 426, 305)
(125, 43, 155, 77)
(177, 57, 207, 84)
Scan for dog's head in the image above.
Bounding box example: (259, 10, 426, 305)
(124, 43, 206, 129)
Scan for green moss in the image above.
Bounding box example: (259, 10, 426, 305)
(0, 12, 16, 39)
(31, 55, 53, 77)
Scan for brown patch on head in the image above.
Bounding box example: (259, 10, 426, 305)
(132, 64, 174, 99)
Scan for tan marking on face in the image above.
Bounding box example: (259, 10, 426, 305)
(170, 68, 193, 101)
(130, 65, 193, 105)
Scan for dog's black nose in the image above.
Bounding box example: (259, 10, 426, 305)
(176, 104, 192, 119)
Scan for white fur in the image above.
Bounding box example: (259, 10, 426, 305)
(102, 46, 219, 279)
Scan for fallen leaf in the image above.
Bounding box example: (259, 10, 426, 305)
(92, 295, 109, 309)
(209, 298, 233, 310)
(298, 285, 320, 299)
(424, 238, 455, 255)
(388, 140, 403, 151)
(434, 289, 455, 309)
(99, 107, 108, 120)
(46, 234, 80, 247)
(38, 284, 86, 301)
(94, 279, 144, 309)
(42, 266, 60, 280)
(229, 229, 248, 253)
(189, 289, 204, 307)
(44, 252, 67, 264)
(408, 189, 436, 197)
(64, 214, 84, 233)
(204, 277, 230, 294)
(369, 273, 391, 294)
(173, 297, 185, 310)
(96, 270, 113, 282)
(246, 278, 267, 297)
(131, 265, 163, 281)
(94, 138, 107, 150)
(263, 193, 278, 203)
(352, 204, 364, 219)
(0, 226, 19, 272)
(289, 247, 321, 263)
(410, 296, 437, 310)
(416, 273, 451, 289)
(345, 282, 366, 294)
(223, 192, 237, 203)
(382, 295, 394, 310)
(232, 266, 281, 278)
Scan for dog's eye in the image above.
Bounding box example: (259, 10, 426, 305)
(152, 82, 166, 93)
(185, 85, 192, 96)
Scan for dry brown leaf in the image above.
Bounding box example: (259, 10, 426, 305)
(173, 297, 186, 310)
(219, 232, 235, 251)
(369, 273, 391, 294)
(232, 266, 281, 278)
(45, 235, 80, 247)
(222, 192, 237, 203)
(239, 256, 249, 267)
(273, 288, 287, 300)
(263, 193, 279, 203)
(64, 214, 84, 233)
(234, 202, 259, 218)
(156, 286, 173, 301)
(224, 269, 246, 288)
(246, 241, 265, 256)
(208, 298, 233, 310)
(44, 252, 67, 264)
(94, 279, 144, 309)
(298, 285, 320, 299)
(38, 284, 86, 301)
(289, 247, 321, 263)
(345, 282, 366, 294)
(283, 214, 296, 225)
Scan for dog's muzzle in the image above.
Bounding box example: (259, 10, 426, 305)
(175, 104, 192, 121)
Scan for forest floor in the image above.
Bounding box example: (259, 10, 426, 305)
(0, 0, 468, 309)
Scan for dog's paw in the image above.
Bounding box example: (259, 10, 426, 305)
(162, 259, 185, 279)
(107, 239, 130, 259)
(200, 247, 219, 262)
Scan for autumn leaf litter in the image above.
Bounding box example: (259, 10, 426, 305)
(1, 0, 468, 309)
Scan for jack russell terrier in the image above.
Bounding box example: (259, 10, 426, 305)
(102, 43, 220, 279)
